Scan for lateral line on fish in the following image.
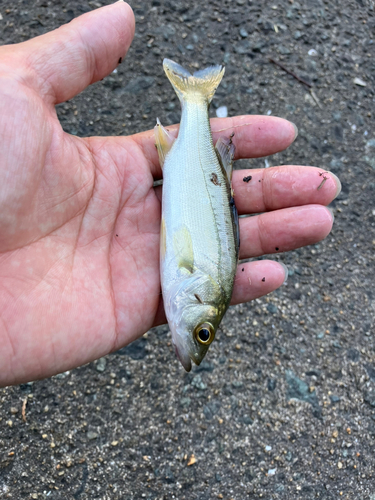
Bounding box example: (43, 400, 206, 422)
(195, 106, 223, 278)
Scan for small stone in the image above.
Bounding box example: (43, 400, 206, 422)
(286, 370, 321, 417)
(6, 420, 13, 427)
(187, 454, 196, 466)
(239, 28, 248, 38)
(216, 106, 228, 118)
(353, 77, 366, 87)
(87, 431, 98, 440)
(31, 495, 38, 499)
(308, 48, 318, 56)
(338, 461, 343, 469)
(278, 45, 291, 55)
(111, 440, 119, 446)
(242, 416, 253, 425)
(203, 401, 221, 420)
(180, 397, 191, 408)
(330, 395, 341, 403)
(268, 468, 277, 476)
(265, 445, 272, 451)
(294, 30, 303, 39)
(96, 357, 107, 372)
(267, 378, 277, 391)
(191, 374, 207, 390)
(267, 303, 278, 314)
(10, 407, 18, 414)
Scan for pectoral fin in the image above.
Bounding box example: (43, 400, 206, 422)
(215, 135, 236, 184)
(154, 118, 175, 168)
(173, 225, 195, 273)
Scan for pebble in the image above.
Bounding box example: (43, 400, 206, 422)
(268, 468, 277, 476)
(242, 416, 253, 425)
(267, 304, 278, 314)
(353, 77, 366, 87)
(180, 397, 191, 407)
(216, 106, 228, 118)
(239, 28, 248, 38)
(96, 357, 107, 372)
(191, 374, 207, 390)
(308, 48, 318, 56)
(87, 431, 98, 440)
(278, 45, 291, 55)
(286, 370, 321, 416)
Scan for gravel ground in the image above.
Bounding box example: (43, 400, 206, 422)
(1, 0, 375, 499)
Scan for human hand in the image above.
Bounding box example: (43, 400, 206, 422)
(0, 2, 340, 386)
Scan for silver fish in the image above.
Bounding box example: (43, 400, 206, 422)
(155, 59, 239, 371)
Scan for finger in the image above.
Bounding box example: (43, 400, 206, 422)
(231, 260, 287, 305)
(239, 204, 334, 259)
(129, 115, 297, 179)
(6, 2, 135, 104)
(233, 165, 341, 215)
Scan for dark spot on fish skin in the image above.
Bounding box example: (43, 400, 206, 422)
(258, 179, 261, 182)
(242, 268, 245, 272)
(210, 173, 221, 186)
(194, 293, 203, 304)
(116, 234, 118, 237)
(118, 57, 122, 64)
(262, 277, 266, 282)
(243, 176, 252, 183)
(275, 247, 279, 251)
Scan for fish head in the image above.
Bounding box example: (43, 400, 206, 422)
(165, 271, 226, 371)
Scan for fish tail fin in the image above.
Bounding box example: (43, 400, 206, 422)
(163, 59, 224, 104)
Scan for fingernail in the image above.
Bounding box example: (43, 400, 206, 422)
(290, 121, 298, 142)
(279, 262, 289, 285)
(326, 206, 335, 223)
(329, 171, 342, 199)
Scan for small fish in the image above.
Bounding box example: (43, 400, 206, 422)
(155, 59, 239, 371)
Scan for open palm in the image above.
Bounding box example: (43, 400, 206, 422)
(0, 2, 339, 386)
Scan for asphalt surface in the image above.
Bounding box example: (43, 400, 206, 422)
(1, 0, 375, 499)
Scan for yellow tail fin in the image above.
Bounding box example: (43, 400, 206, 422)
(163, 59, 225, 104)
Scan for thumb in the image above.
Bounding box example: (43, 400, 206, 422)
(2, 1, 135, 104)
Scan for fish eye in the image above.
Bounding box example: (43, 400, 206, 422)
(194, 323, 215, 345)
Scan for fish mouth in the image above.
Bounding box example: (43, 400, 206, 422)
(173, 343, 192, 372)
